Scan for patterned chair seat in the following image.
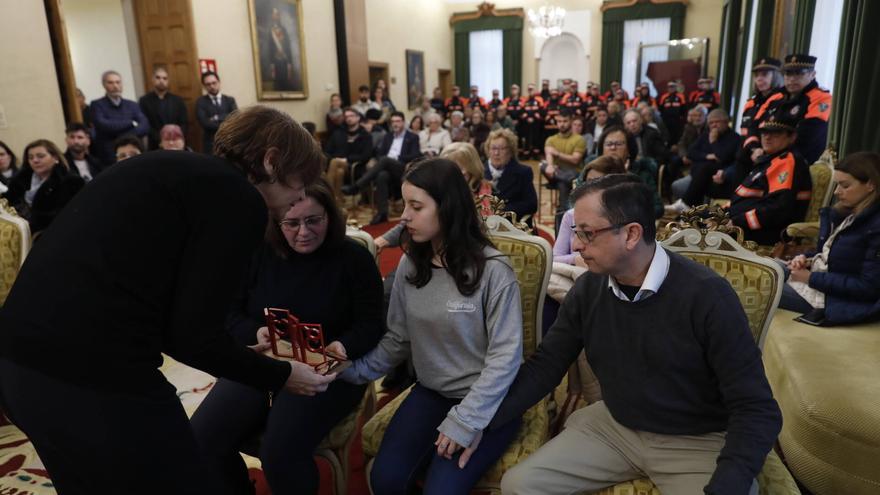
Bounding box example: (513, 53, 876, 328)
(0, 199, 31, 307)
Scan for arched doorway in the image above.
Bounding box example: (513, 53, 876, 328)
(538, 33, 588, 89)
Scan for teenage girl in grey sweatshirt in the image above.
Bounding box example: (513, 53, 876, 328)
(340, 158, 523, 494)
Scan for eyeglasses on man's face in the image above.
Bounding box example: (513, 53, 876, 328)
(571, 223, 627, 244)
(279, 214, 326, 232)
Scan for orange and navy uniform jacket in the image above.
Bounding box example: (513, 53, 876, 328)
(488, 97, 504, 110)
(658, 91, 687, 120)
(729, 148, 812, 245)
(690, 90, 720, 111)
(561, 92, 585, 116)
(468, 96, 488, 112)
(745, 80, 832, 164)
(522, 95, 545, 123)
(543, 96, 563, 130)
(739, 88, 785, 136)
(603, 89, 630, 101)
(503, 96, 525, 121)
(631, 94, 657, 109)
(444, 95, 469, 115)
(582, 93, 605, 119)
(612, 97, 632, 110)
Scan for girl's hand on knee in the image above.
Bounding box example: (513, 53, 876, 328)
(434, 433, 461, 460)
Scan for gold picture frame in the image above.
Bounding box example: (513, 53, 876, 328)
(248, 0, 309, 100)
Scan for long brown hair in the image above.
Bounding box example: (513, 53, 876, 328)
(584, 155, 626, 177)
(835, 151, 880, 214)
(213, 105, 323, 188)
(23, 139, 68, 172)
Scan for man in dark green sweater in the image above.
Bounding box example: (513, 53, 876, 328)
(489, 175, 781, 495)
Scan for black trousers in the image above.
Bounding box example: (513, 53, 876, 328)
(523, 120, 544, 153)
(356, 157, 405, 215)
(0, 358, 218, 495)
(682, 160, 723, 206)
(189, 377, 366, 495)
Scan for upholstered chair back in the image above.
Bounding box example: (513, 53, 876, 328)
(805, 149, 836, 223)
(0, 199, 31, 306)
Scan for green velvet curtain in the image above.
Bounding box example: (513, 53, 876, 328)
(600, 2, 686, 89)
(717, 0, 741, 109)
(829, 0, 880, 156)
(752, 0, 776, 59)
(729, 0, 755, 115)
(791, 0, 816, 54)
(452, 15, 523, 92)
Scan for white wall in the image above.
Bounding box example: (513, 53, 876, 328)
(191, 0, 340, 130)
(365, 0, 453, 118)
(65, 0, 140, 103)
(0, 1, 66, 153)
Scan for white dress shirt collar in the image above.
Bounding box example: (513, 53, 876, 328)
(608, 243, 670, 302)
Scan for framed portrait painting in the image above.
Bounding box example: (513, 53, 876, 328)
(406, 50, 425, 109)
(248, 0, 308, 100)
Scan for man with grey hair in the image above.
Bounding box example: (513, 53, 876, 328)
(419, 113, 451, 156)
(622, 109, 667, 164)
(91, 70, 149, 165)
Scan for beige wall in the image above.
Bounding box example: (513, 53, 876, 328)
(0, 2, 66, 154)
(190, 0, 340, 130)
(684, 0, 723, 79)
(365, 0, 453, 119)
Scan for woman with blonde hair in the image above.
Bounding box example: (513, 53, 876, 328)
(441, 142, 493, 215)
(3, 139, 84, 233)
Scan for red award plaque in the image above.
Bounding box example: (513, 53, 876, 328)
(263, 307, 349, 375)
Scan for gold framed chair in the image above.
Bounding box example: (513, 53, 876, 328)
(785, 148, 837, 243)
(0, 199, 31, 307)
(360, 214, 554, 494)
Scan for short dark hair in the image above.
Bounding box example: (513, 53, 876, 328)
(597, 125, 638, 162)
(571, 174, 656, 244)
(358, 85, 370, 92)
(364, 108, 383, 121)
(201, 71, 219, 84)
(342, 106, 362, 118)
(0, 140, 18, 173)
(267, 177, 346, 258)
(557, 108, 573, 119)
(113, 135, 144, 153)
(65, 122, 89, 135)
(301, 121, 317, 135)
(390, 111, 405, 121)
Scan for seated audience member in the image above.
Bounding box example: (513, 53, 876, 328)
(668, 109, 742, 210)
(343, 111, 421, 225)
(363, 108, 387, 151)
(420, 113, 452, 156)
(585, 106, 609, 155)
(340, 159, 523, 494)
(326, 93, 345, 135)
(590, 125, 663, 217)
(664, 106, 708, 191)
(541, 110, 587, 229)
(195, 71, 237, 154)
(729, 115, 812, 245)
(623, 109, 668, 165)
(779, 152, 880, 325)
(91, 70, 149, 165)
(485, 110, 501, 131)
(0, 141, 19, 188)
(571, 116, 590, 154)
(114, 135, 144, 162)
(493, 174, 781, 495)
(747, 54, 832, 165)
(352, 85, 379, 116)
(325, 107, 373, 199)
(496, 105, 515, 131)
(448, 111, 470, 143)
(639, 104, 669, 146)
(468, 110, 491, 157)
(4, 139, 85, 233)
(139, 67, 188, 150)
(658, 80, 688, 144)
(375, 142, 493, 253)
(485, 128, 538, 225)
(605, 101, 623, 127)
(555, 156, 626, 266)
(158, 124, 188, 151)
(409, 115, 424, 133)
(63, 123, 103, 183)
(190, 178, 384, 495)
(430, 87, 446, 116)
(414, 96, 437, 121)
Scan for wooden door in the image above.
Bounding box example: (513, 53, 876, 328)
(438, 69, 452, 99)
(133, 0, 202, 150)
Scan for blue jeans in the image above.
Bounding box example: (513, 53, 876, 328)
(371, 383, 521, 495)
(775, 260, 816, 314)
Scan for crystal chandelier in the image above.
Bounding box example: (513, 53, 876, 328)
(527, 6, 566, 39)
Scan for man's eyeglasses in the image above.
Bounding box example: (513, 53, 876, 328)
(279, 214, 326, 232)
(604, 140, 627, 149)
(571, 223, 627, 243)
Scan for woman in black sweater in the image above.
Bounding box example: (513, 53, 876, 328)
(190, 178, 385, 495)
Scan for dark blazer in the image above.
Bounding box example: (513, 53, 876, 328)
(0, 151, 290, 392)
(324, 127, 374, 165)
(636, 126, 669, 165)
(808, 204, 880, 324)
(3, 165, 84, 233)
(376, 130, 421, 164)
(484, 159, 538, 224)
(138, 91, 189, 150)
(64, 150, 104, 181)
(90, 96, 150, 165)
(196, 94, 238, 153)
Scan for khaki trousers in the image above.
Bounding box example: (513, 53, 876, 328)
(501, 401, 759, 495)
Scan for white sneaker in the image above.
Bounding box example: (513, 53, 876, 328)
(664, 198, 690, 215)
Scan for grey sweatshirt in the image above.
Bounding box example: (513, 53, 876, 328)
(340, 246, 523, 447)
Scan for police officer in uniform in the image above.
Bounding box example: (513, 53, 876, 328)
(444, 85, 469, 116)
(522, 83, 545, 159)
(659, 80, 688, 145)
(739, 58, 785, 135)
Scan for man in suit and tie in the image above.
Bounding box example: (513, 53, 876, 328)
(342, 111, 422, 224)
(196, 71, 238, 154)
